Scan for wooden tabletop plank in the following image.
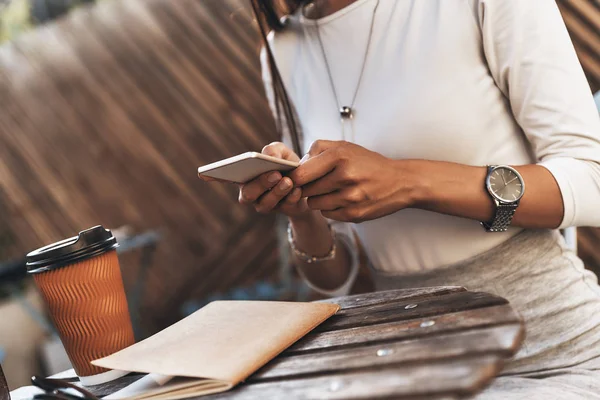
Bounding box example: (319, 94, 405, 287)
(336, 291, 507, 318)
(254, 324, 522, 381)
(318, 291, 508, 332)
(75, 289, 523, 400)
(207, 355, 502, 400)
(0, 365, 9, 400)
(287, 304, 521, 354)
(317, 286, 466, 310)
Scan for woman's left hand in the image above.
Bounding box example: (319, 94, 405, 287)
(289, 140, 420, 223)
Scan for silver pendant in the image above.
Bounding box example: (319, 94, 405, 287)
(340, 106, 353, 119)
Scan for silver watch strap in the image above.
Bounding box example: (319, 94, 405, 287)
(482, 203, 518, 232)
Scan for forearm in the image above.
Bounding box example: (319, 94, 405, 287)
(289, 211, 353, 291)
(405, 160, 564, 229)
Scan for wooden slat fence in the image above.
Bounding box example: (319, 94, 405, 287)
(0, 0, 599, 334)
(558, 0, 600, 92)
(0, 0, 281, 333)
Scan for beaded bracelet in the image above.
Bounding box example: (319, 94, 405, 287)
(287, 222, 337, 264)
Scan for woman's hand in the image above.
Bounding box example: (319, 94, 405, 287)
(289, 140, 420, 223)
(238, 142, 311, 219)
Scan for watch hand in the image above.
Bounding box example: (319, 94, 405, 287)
(507, 176, 519, 185)
(500, 173, 507, 186)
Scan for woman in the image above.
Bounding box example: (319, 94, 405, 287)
(242, 0, 600, 397)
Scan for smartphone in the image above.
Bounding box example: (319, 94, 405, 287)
(197, 152, 299, 184)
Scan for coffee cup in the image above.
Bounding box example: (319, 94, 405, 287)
(27, 226, 135, 385)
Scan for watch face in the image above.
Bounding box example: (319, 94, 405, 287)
(488, 167, 524, 203)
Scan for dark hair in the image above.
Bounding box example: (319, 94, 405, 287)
(250, 0, 304, 155)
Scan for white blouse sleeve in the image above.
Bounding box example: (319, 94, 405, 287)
(293, 221, 361, 297)
(260, 47, 360, 296)
(472, 0, 600, 228)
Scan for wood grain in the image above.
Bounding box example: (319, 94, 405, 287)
(558, 0, 600, 91)
(317, 286, 465, 310)
(208, 355, 503, 400)
(254, 324, 522, 381)
(317, 291, 508, 332)
(0, 0, 281, 334)
(1, 0, 597, 335)
(82, 288, 524, 400)
(0, 365, 8, 400)
(287, 304, 521, 354)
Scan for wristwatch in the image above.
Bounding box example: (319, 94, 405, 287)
(482, 165, 525, 232)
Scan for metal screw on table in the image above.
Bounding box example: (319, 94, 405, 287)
(78, 288, 525, 400)
(405, 304, 418, 309)
(329, 380, 344, 392)
(376, 348, 394, 357)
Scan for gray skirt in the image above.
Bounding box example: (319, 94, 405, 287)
(370, 229, 600, 399)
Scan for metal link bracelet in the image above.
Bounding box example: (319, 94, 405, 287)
(287, 222, 336, 264)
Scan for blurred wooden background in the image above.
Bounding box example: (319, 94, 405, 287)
(558, 0, 600, 93)
(0, 0, 282, 333)
(0, 0, 598, 335)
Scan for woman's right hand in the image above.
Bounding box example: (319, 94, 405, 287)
(239, 142, 311, 218)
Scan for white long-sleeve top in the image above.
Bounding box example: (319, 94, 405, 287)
(262, 0, 600, 282)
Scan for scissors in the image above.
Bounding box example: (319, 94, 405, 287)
(30, 376, 99, 400)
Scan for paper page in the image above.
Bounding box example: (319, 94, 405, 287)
(104, 374, 173, 399)
(93, 301, 339, 384)
(107, 377, 231, 400)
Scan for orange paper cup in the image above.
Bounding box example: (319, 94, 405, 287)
(27, 226, 135, 385)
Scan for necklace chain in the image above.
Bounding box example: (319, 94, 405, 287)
(311, 0, 380, 140)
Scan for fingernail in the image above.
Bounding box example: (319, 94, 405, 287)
(268, 172, 281, 183)
(300, 154, 309, 164)
(279, 179, 291, 190)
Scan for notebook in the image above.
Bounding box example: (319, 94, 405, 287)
(92, 301, 339, 400)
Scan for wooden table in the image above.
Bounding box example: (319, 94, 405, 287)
(16, 287, 524, 400)
(0, 365, 8, 400)
(207, 286, 525, 399)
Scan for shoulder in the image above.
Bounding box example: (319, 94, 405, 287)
(267, 16, 304, 55)
(259, 15, 305, 79)
(466, 0, 562, 26)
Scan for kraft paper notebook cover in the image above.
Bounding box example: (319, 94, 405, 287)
(92, 301, 339, 400)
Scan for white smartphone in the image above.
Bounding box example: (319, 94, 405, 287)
(197, 152, 299, 184)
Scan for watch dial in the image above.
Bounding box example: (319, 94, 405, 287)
(489, 168, 523, 202)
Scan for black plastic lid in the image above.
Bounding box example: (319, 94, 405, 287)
(26, 226, 118, 274)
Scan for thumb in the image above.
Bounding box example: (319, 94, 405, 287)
(299, 139, 340, 165)
(263, 142, 300, 162)
(307, 140, 338, 157)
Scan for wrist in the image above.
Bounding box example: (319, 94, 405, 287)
(288, 210, 325, 228)
(393, 159, 432, 209)
(288, 211, 333, 256)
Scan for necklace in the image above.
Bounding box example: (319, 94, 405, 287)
(308, 0, 380, 141)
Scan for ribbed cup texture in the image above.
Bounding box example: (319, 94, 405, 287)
(33, 250, 135, 377)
